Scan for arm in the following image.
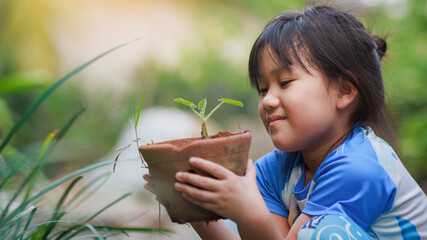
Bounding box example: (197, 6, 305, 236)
(272, 213, 290, 238)
(174, 158, 285, 240)
(285, 213, 312, 240)
(190, 220, 239, 240)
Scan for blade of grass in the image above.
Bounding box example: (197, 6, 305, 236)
(18, 207, 37, 240)
(0, 155, 29, 191)
(41, 176, 83, 239)
(15, 220, 69, 240)
(84, 223, 105, 240)
(2, 125, 72, 220)
(1, 106, 85, 218)
(56, 225, 174, 239)
(1, 151, 49, 221)
(12, 218, 22, 238)
(23, 130, 58, 202)
(55, 192, 132, 239)
(1, 107, 85, 222)
(66, 172, 110, 208)
(116, 107, 133, 125)
(0, 39, 140, 153)
(0, 160, 115, 228)
(84, 226, 174, 235)
(52, 106, 86, 144)
(134, 90, 145, 129)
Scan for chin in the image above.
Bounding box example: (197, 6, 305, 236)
(271, 138, 299, 152)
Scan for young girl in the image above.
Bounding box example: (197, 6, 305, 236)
(144, 5, 427, 239)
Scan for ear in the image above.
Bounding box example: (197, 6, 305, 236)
(335, 76, 358, 110)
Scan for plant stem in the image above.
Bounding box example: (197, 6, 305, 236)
(134, 127, 146, 168)
(201, 122, 209, 139)
(204, 101, 224, 121)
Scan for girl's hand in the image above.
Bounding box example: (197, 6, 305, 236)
(174, 157, 268, 225)
(142, 173, 160, 201)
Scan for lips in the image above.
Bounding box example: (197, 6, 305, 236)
(267, 115, 286, 124)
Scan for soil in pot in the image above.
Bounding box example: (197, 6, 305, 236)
(139, 130, 251, 223)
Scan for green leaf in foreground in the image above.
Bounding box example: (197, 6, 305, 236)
(0, 160, 114, 228)
(23, 130, 59, 202)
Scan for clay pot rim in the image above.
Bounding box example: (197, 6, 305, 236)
(141, 149, 251, 164)
(139, 130, 251, 153)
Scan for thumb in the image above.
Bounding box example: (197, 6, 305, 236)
(245, 159, 257, 179)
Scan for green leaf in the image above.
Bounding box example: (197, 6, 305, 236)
(174, 98, 196, 108)
(41, 176, 84, 239)
(0, 39, 140, 153)
(84, 224, 104, 239)
(23, 130, 59, 202)
(19, 207, 37, 240)
(0, 156, 28, 191)
(218, 98, 244, 107)
(198, 98, 207, 111)
(66, 172, 110, 208)
(15, 220, 67, 240)
(0, 160, 114, 228)
(56, 193, 133, 239)
(91, 226, 174, 234)
(134, 90, 146, 129)
(0, 70, 51, 95)
(1, 130, 58, 221)
(0, 98, 14, 137)
(198, 98, 207, 117)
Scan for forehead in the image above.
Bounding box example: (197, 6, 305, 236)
(257, 46, 315, 78)
(258, 48, 285, 76)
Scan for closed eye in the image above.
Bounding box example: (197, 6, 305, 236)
(280, 80, 292, 87)
(259, 88, 268, 95)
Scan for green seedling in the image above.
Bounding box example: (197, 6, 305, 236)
(174, 98, 243, 139)
(114, 90, 147, 172)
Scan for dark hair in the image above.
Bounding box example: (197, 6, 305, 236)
(248, 5, 399, 153)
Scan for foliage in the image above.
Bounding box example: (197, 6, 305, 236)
(114, 91, 147, 172)
(174, 98, 243, 139)
(0, 43, 171, 238)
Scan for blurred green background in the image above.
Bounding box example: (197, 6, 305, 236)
(1, 0, 426, 186)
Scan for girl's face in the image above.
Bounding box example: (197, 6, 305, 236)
(257, 48, 341, 153)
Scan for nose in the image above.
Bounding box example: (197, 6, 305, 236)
(262, 90, 280, 110)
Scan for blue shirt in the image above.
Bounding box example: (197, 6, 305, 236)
(255, 125, 427, 239)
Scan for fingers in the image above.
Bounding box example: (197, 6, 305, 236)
(175, 171, 219, 191)
(188, 157, 232, 179)
(142, 173, 151, 182)
(175, 182, 217, 204)
(143, 183, 156, 195)
(182, 192, 217, 211)
(142, 174, 157, 195)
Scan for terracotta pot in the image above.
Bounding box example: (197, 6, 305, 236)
(139, 131, 251, 223)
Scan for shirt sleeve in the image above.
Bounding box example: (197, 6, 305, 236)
(254, 151, 289, 218)
(302, 153, 397, 230)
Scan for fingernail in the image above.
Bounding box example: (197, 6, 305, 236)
(174, 182, 181, 190)
(189, 157, 198, 163)
(176, 172, 182, 180)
